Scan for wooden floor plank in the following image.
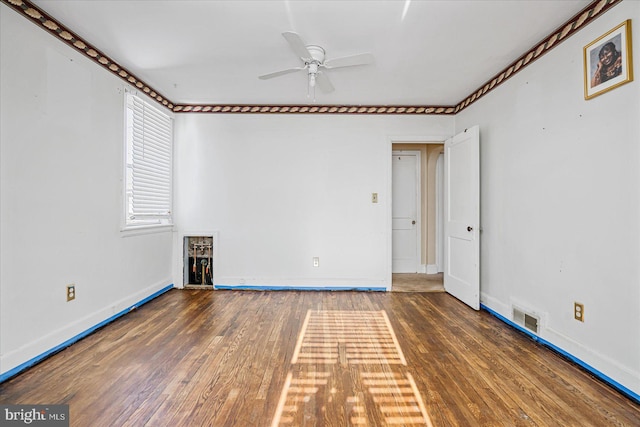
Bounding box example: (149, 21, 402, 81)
(392, 274, 444, 293)
(1, 290, 638, 426)
(422, 298, 581, 425)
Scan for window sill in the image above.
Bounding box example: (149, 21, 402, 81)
(120, 224, 173, 237)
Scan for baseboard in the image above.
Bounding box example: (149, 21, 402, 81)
(425, 264, 438, 274)
(215, 285, 386, 291)
(481, 303, 640, 404)
(216, 277, 387, 290)
(0, 282, 174, 383)
(480, 292, 510, 314)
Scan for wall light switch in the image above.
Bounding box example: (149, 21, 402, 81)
(313, 257, 320, 267)
(372, 193, 378, 203)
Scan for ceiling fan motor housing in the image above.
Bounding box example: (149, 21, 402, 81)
(305, 45, 326, 63)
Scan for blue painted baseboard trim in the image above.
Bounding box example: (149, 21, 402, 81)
(480, 303, 640, 404)
(215, 285, 387, 292)
(10, 289, 634, 404)
(0, 284, 174, 384)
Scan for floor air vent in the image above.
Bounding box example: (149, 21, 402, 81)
(512, 307, 540, 334)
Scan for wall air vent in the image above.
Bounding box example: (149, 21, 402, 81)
(512, 306, 540, 334)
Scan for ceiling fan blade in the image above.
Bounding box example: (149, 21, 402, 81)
(315, 72, 335, 94)
(324, 53, 375, 69)
(282, 31, 312, 59)
(258, 67, 305, 80)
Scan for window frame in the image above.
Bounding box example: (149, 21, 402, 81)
(122, 89, 174, 233)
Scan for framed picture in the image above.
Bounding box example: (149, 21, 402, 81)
(584, 20, 633, 100)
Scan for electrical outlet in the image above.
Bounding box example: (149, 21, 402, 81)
(574, 302, 584, 322)
(66, 284, 76, 302)
(313, 257, 320, 267)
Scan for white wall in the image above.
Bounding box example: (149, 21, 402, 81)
(455, 1, 640, 395)
(173, 114, 453, 289)
(0, 6, 173, 376)
(4, 0, 636, 398)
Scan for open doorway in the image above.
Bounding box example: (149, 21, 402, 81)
(391, 143, 444, 292)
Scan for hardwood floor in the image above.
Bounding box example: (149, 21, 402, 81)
(392, 273, 444, 292)
(1, 290, 638, 426)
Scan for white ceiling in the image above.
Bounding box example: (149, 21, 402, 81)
(30, 0, 592, 106)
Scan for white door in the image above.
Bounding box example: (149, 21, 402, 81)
(444, 126, 480, 310)
(392, 152, 420, 273)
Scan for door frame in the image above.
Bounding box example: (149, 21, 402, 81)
(436, 152, 444, 273)
(392, 150, 422, 274)
(387, 137, 446, 290)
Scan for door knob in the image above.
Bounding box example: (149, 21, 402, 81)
(467, 226, 473, 232)
(412, 220, 416, 225)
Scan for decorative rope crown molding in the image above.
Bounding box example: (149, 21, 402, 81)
(171, 104, 457, 115)
(2, 0, 175, 110)
(454, 0, 622, 112)
(1, 0, 623, 114)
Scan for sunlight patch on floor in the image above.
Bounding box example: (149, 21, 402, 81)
(272, 310, 433, 426)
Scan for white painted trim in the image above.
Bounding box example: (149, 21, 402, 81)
(388, 137, 451, 279)
(124, 86, 175, 118)
(0, 279, 172, 376)
(435, 153, 444, 273)
(482, 292, 640, 395)
(385, 144, 393, 291)
(216, 277, 386, 288)
(121, 87, 175, 233)
(542, 326, 640, 394)
(426, 264, 438, 274)
(387, 135, 448, 143)
(413, 150, 422, 274)
(387, 136, 452, 289)
(120, 224, 173, 237)
(480, 292, 510, 315)
(174, 230, 219, 289)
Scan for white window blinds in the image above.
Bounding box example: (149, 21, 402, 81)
(125, 92, 173, 226)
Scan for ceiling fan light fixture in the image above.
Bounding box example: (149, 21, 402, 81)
(308, 62, 319, 88)
(307, 68, 317, 101)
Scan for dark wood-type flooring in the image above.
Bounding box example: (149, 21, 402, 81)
(1, 290, 638, 426)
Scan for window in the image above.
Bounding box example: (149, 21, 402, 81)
(124, 91, 173, 229)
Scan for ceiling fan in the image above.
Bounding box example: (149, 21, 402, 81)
(258, 32, 375, 99)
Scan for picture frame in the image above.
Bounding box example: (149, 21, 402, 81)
(584, 20, 633, 100)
